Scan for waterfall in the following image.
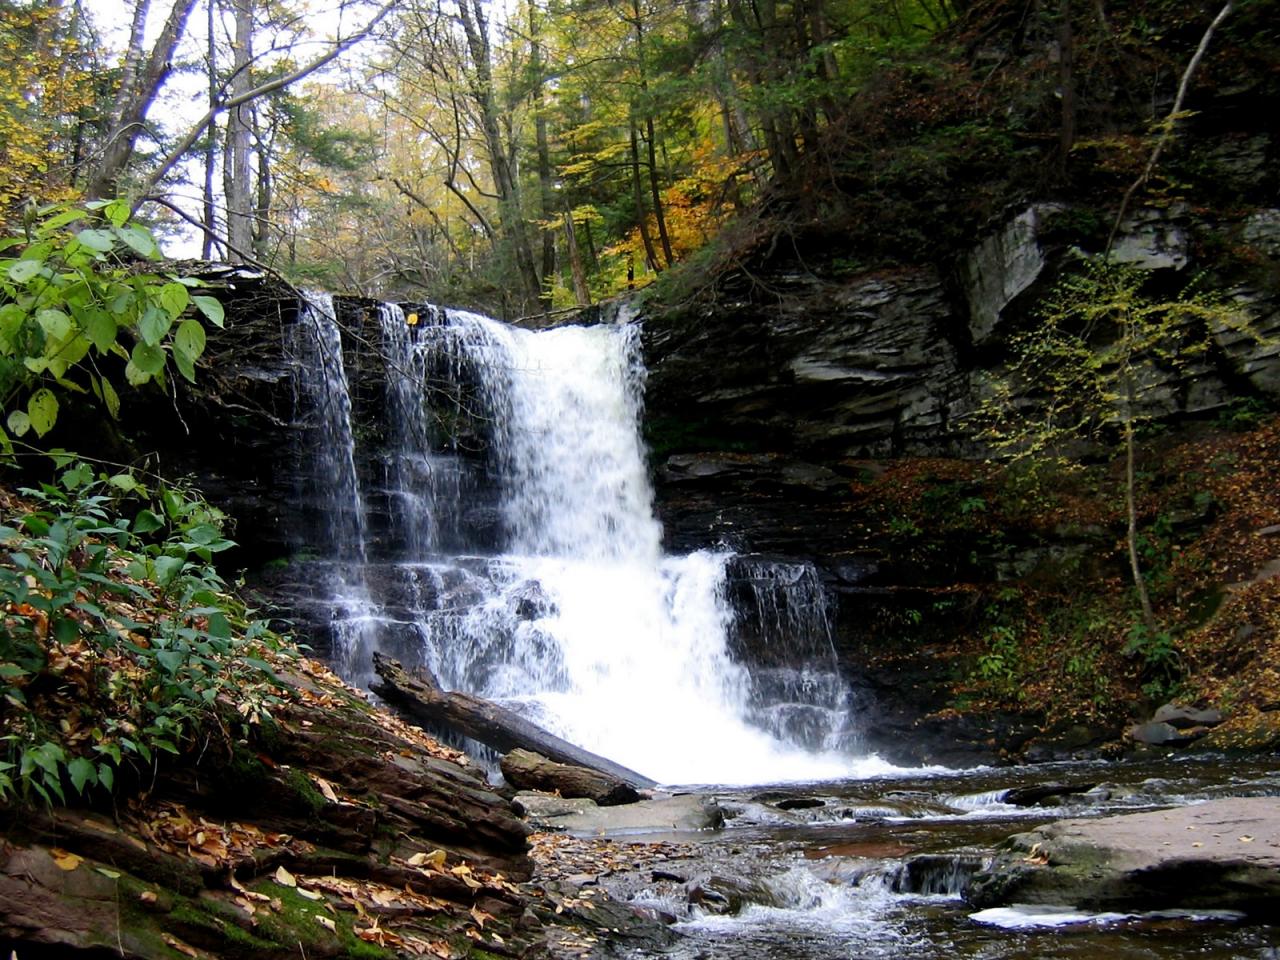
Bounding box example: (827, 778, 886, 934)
(291, 297, 859, 785)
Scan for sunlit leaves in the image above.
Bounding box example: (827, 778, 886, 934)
(0, 202, 214, 446)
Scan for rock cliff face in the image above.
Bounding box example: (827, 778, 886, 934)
(639, 200, 1280, 763)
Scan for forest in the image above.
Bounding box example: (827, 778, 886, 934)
(4, 0, 1265, 318)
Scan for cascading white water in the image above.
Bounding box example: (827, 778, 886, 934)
(291, 296, 864, 784)
(294, 293, 378, 681)
(384, 308, 856, 785)
(294, 293, 367, 560)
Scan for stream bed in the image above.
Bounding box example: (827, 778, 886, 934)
(564, 757, 1280, 959)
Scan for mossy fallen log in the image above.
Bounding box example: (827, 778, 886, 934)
(371, 652, 658, 790)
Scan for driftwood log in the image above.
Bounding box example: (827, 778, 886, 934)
(371, 653, 657, 789)
(500, 748, 642, 806)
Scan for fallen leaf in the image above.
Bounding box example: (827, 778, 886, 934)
(315, 915, 336, 932)
(296, 887, 323, 901)
(51, 848, 82, 871)
(408, 849, 447, 869)
(273, 866, 297, 887)
(139, 891, 158, 905)
(161, 933, 200, 957)
(313, 776, 339, 803)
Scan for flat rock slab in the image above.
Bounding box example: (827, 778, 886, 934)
(516, 792, 724, 837)
(968, 797, 1280, 917)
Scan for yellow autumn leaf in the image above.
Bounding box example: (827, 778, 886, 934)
(273, 865, 297, 887)
(51, 848, 82, 871)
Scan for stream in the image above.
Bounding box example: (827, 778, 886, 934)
(585, 758, 1280, 959)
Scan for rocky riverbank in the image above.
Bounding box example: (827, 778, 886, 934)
(0, 654, 542, 958)
(968, 797, 1280, 918)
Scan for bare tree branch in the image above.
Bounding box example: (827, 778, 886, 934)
(132, 0, 400, 215)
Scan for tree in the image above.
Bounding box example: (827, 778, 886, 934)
(85, 0, 200, 201)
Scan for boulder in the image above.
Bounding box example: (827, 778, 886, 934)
(967, 797, 1280, 918)
(1152, 703, 1225, 729)
(1128, 720, 1203, 746)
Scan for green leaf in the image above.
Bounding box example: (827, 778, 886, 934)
(174, 319, 206, 360)
(66, 756, 98, 794)
(60, 461, 93, 489)
(183, 523, 222, 546)
(7, 410, 30, 437)
(107, 473, 142, 494)
(27, 388, 59, 437)
(155, 649, 186, 673)
(99, 376, 120, 419)
(83, 309, 118, 354)
(7, 259, 42, 283)
(97, 763, 114, 791)
(76, 228, 116, 253)
(132, 509, 165, 535)
(191, 296, 225, 328)
(124, 359, 151, 386)
(137, 304, 172, 346)
(104, 199, 130, 227)
(130, 342, 165, 376)
(36, 309, 72, 341)
(158, 282, 189, 319)
(153, 555, 185, 585)
(113, 225, 158, 259)
(173, 348, 196, 384)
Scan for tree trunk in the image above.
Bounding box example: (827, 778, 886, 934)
(86, 0, 198, 200)
(629, 119, 661, 273)
(1057, 0, 1076, 172)
(456, 0, 542, 311)
(529, 0, 556, 308)
(645, 117, 674, 267)
(564, 209, 592, 306)
(223, 0, 254, 261)
(371, 653, 657, 789)
(201, 0, 217, 259)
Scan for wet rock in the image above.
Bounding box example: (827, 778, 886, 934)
(687, 873, 780, 914)
(1128, 720, 1202, 746)
(964, 204, 1058, 346)
(502, 749, 641, 806)
(1002, 782, 1097, 807)
(1152, 703, 1225, 729)
(968, 797, 1280, 918)
(774, 797, 826, 811)
(514, 792, 724, 837)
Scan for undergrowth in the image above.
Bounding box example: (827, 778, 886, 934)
(0, 458, 294, 805)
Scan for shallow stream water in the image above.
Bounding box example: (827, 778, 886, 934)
(587, 758, 1280, 959)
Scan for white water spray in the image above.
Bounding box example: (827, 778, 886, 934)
(295, 298, 860, 785)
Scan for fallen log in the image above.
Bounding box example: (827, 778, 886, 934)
(371, 653, 657, 789)
(500, 748, 641, 806)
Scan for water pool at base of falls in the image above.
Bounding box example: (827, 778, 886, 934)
(566, 759, 1280, 960)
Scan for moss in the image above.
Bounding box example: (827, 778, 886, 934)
(251, 885, 396, 959)
(285, 767, 327, 817)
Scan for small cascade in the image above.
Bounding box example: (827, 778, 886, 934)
(293, 293, 368, 560)
(729, 557, 859, 754)
(291, 293, 377, 682)
(290, 296, 863, 784)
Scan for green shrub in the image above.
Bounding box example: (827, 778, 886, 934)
(0, 461, 291, 806)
